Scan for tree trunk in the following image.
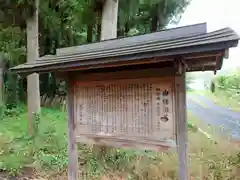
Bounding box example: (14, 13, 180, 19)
(97, 23, 101, 41)
(87, 24, 93, 43)
(26, 0, 41, 136)
(60, 11, 64, 48)
(100, 0, 119, 40)
(124, 22, 129, 36)
(96, 11, 102, 41)
(0, 56, 3, 106)
(68, 24, 73, 46)
(150, 4, 159, 32)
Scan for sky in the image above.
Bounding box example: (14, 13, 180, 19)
(169, 0, 240, 70)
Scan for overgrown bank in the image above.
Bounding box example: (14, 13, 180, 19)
(208, 69, 240, 111)
(0, 107, 239, 179)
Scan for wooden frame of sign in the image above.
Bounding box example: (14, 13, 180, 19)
(66, 62, 188, 180)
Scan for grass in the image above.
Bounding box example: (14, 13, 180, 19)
(0, 106, 68, 176)
(191, 90, 240, 112)
(0, 106, 239, 179)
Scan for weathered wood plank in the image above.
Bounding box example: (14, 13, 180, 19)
(174, 63, 188, 180)
(76, 135, 176, 152)
(67, 77, 78, 180)
(73, 67, 177, 81)
(74, 76, 174, 86)
(63, 57, 172, 72)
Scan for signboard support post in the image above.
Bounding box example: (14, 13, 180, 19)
(175, 61, 188, 180)
(67, 78, 78, 180)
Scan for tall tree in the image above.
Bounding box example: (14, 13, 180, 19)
(26, 0, 41, 135)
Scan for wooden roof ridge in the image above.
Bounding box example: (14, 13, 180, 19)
(10, 23, 239, 74)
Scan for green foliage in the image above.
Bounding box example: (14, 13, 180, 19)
(0, 25, 26, 66)
(0, 103, 5, 118)
(118, 0, 190, 35)
(83, 148, 157, 179)
(210, 81, 215, 93)
(0, 103, 26, 119)
(0, 25, 26, 108)
(0, 107, 67, 175)
(33, 112, 40, 136)
(211, 69, 240, 110)
(187, 120, 198, 132)
(214, 70, 240, 90)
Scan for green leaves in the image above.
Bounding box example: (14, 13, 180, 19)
(0, 25, 26, 66)
(214, 70, 240, 90)
(119, 0, 189, 35)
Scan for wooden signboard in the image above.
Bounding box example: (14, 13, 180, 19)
(74, 77, 176, 151)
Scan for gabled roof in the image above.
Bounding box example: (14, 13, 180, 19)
(10, 23, 239, 74)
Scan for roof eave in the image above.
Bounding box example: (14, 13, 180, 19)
(10, 39, 239, 75)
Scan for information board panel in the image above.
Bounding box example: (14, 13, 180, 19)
(74, 77, 176, 151)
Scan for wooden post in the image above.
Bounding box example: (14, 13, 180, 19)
(67, 77, 78, 180)
(175, 62, 188, 180)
